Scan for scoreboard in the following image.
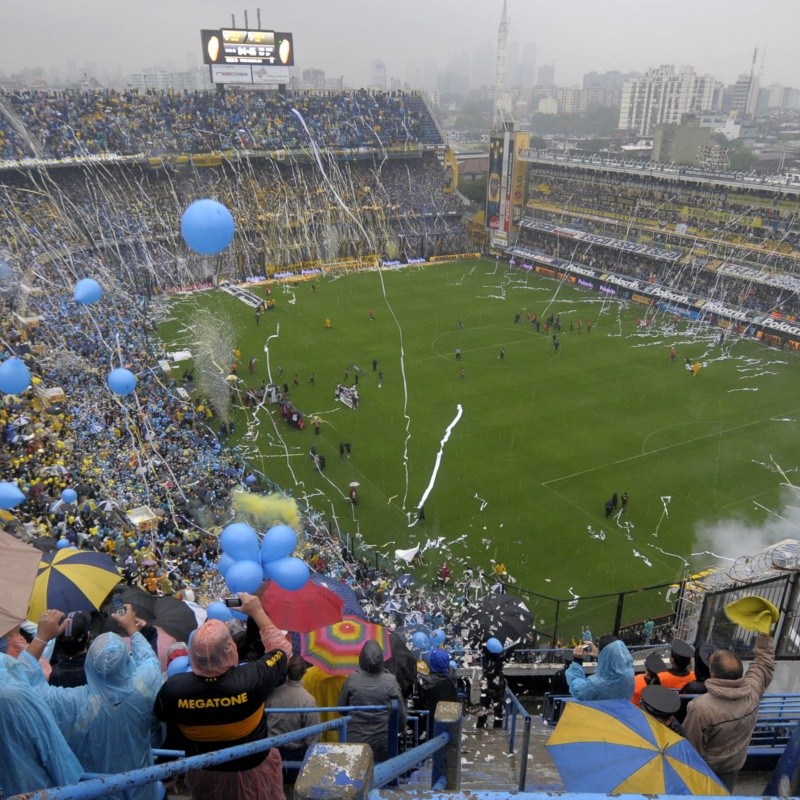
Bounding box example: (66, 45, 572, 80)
(201, 29, 294, 67)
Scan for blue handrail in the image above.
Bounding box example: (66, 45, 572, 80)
(373, 732, 449, 788)
(15, 718, 346, 800)
(504, 686, 533, 791)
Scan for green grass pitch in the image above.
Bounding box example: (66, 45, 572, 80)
(158, 259, 800, 633)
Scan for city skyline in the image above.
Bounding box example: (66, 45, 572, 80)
(1, 0, 799, 91)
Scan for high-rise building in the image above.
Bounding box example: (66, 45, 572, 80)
(618, 65, 722, 136)
(537, 63, 555, 89)
(557, 86, 586, 114)
(127, 68, 209, 92)
(726, 73, 759, 119)
(437, 72, 470, 102)
(519, 42, 537, 88)
(371, 59, 387, 90)
(470, 40, 494, 90)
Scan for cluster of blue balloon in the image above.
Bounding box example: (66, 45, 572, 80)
(181, 199, 235, 255)
(411, 627, 447, 655)
(216, 521, 309, 596)
(0, 357, 31, 396)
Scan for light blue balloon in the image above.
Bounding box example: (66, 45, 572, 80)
(225, 559, 264, 594)
(230, 609, 248, 622)
(181, 199, 235, 255)
(167, 655, 191, 676)
(56, 538, 71, 549)
(61, 488, 78, 504)
(217, 552, 236, 577)
(74, 278, 103, 304)
(206, 601, 233, 622)
(449, 660, 457, 669)
(486, 637, 504, 654)
(411, 631, 430, 650)
(0, 481, 26, 509)
(220, 523, 260, 562)
(264, 556, 308, 591)
(261, 524, 297, 564)
(0, 357, 31, 395)
(107, 368, 137, 396)
(430, 629, 446, 647)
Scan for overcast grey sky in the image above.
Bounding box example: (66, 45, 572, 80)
(1, 0, 798, 90)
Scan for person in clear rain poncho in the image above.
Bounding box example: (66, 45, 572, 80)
(20, 605, 163, 800)
(566, 637, 635, 700)
(0, 654, 83, 797)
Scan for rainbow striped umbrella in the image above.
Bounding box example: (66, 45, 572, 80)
(28, 548, 121, 620)
(301, 616, 392, 675)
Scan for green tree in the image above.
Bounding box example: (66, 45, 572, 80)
(458, 177, 487, 206)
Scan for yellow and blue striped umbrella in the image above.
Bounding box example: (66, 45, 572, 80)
(27, 548, 121, 621)
(547, 699, 729, 795)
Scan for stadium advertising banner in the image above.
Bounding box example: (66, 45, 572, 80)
(500, 131, 514, 233)
(485, 137, 504, 230)
(252, 65, 290, 84)
(201, 29, 294, 67)
(210, 65, 252, 84)
(510, 131, 530, 227)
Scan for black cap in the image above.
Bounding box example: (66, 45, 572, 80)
(696, 642, 717, 667)
(59, 610, 91, 643)
(641, 685, 681, 718)
(645, 653, 667, 675)
(597, 634, 619, 652)
(670, 639, 694, 659)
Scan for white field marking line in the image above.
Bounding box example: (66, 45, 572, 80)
(542, 408, 800, 487)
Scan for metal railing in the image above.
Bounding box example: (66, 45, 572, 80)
(17, 718, 346, 800)
(503, 686, 533, 792)
(16, 703, 403, 800)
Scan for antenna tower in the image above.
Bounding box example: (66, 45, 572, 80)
(493, 0, 513, 131)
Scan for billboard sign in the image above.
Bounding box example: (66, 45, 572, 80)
(210, 65, 253, 84)
(485, 137, 504, 230)
(252, 65, 290, 84)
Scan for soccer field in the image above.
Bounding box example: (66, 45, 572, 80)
(158, 259, 800, 630)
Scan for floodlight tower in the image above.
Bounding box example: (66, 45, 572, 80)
(492, 0, 513, 132)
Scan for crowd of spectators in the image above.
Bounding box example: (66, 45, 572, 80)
(519, 164, 800, 321)
(532, 165, 800, 252)
(0, 156, 468, 287)
(529, 164, 800, 256)
(0, 257, 522, 796)
(516, 226, 800, 321)
(0, 88, 442, 161)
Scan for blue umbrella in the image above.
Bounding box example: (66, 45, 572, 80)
(309, 573, 366, 620)
(396, 574, 414, 590)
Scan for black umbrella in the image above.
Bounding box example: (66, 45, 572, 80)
(31, 536, 59, 553)
(112, 585, 198, 642)
(384, 631, 416, 698)
(461, 593, 534, 649)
